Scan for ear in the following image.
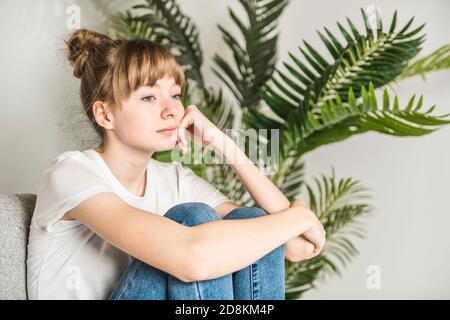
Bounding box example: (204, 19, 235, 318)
(92, 100, 114, 130)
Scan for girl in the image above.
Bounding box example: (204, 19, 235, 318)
(26, 29, 326, 300)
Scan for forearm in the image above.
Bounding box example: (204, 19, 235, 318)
(212, 134, 290, 214)
(189, 206, 312, 281)
(211, 133, 315, 261)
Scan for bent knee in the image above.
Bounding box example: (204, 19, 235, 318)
(224, 206, 267, 220)
(164, 202, 221, 226)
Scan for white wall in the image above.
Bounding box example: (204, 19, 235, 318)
(1, 0, 449, 298)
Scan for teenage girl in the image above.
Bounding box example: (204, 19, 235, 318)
(26, 29, 326, 300)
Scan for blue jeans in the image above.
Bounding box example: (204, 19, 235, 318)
(108, 202, 285, 300)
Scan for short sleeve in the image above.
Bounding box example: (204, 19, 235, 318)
(32, 157, 113, 232)
(178, 165, 231, 209)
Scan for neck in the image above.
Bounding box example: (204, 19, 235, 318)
(95, 139, 154, 197)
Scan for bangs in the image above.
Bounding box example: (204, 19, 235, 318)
(111, 39, 186, 105)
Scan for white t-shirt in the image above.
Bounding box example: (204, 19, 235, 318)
(26, 149, 230, 300)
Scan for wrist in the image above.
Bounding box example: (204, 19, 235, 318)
(208, 129, 226, 150)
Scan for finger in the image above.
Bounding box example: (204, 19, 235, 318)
(177, 135, 187, 154)
(186, 104, 198, 112)
(302, 235, 320, 249)
(313, 246, 322, 255)
(180, 106, 199, 141)
(291, 199, 307, 208)
(178, 109, 190, 147)
(311, 249, 321, 258)
(176, 138, 186, 154)
(178, 114, 195, 150)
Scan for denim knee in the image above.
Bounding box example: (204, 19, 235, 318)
(164, 202, 221, 227)
(224, 206, 267, 220)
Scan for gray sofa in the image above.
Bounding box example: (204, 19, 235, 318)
(0, 193, 37, 300)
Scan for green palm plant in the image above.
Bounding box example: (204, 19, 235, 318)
(106, 0, 450, 299)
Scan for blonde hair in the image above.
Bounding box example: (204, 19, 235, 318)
(65, 28, 186, 143)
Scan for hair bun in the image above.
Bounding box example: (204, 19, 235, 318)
(65, 28, 112, 79)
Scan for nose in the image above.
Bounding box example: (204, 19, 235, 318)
(160, 98, 181, 120)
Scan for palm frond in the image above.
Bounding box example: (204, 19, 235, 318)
(397, 44, 450, 81)
(275, 156, 305, 201)
(132, 0, 205, 86)
(292, 83, 450, 155)
(213, 0, 289, 109)
(106, 10, 156, 40)
(209, 164, 254, 206)
(285, 170, 372, 299)
(256, 9, 425, 133)
(106, 2, 450, 300)
(197, 88, 235, 132)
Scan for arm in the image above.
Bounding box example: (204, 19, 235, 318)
(66, 191, 314, 282)
(188, 204, 314, 280)
(214, 201, 241, 219)
(213, 134, 291, 213)
(211, 134, 320, 261)
(214, 201, 318, 263)
(177, 105, 324, 262)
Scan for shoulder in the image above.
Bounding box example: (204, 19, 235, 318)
(46, 150, 92, 170)
(32, 150, 113, 232)
(41, 150, 104, 188)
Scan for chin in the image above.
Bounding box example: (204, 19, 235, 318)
(154, 142, 178, 153)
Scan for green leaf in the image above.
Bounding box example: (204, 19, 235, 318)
(198, 88, 235, 131)
(285, 171, 372, 299)
(260, 10, 425, 134)
(214, 0, 288, 108)
(397, 44, 450, 81)
(132, 0, 205, 86)
(275, 157, 305, 201)
(292, 85, 450, 155)
(106, 10, 158, 41)
(107, 3, 450, 300)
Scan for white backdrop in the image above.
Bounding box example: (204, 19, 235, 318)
(1, 0, 449, 299)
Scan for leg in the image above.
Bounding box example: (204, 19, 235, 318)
(224, 207, 286, 300)
(109, 254, 168, 300)
(110, 202, 235, 300)
(164, 202, 234, 300)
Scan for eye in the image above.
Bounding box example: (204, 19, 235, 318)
(173, 94, 182, 100)
(142, 95, 155, 103)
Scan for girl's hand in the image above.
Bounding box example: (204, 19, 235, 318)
(176, 105, 224, 153)
(291, 199, 326, 256)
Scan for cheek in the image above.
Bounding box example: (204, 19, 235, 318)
(178, 105, 186, 119)
(114, 109, 157, 141)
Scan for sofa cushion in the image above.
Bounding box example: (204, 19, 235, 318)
(0, 193, 36, 300)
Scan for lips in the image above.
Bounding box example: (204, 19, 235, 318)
(157, 126, 178, 133)
(157, 125, 178, 137)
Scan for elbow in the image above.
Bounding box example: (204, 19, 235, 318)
(185, 266, 209, 283)
(284, 240, 316, 263)
(285, 251, 305, 263)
